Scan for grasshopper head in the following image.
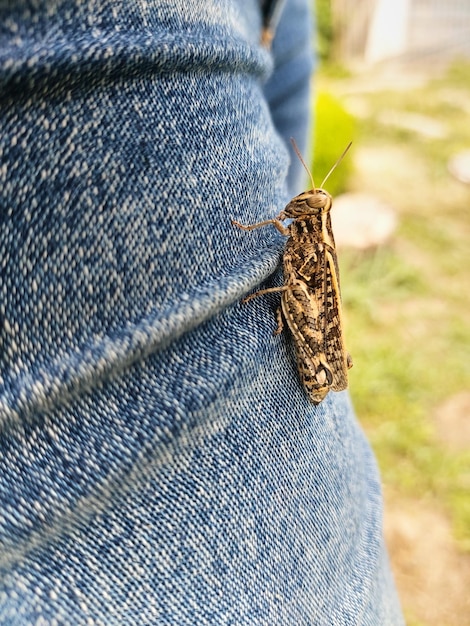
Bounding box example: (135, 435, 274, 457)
(286, 137, 350, 219)
(282, 188, 332, 218)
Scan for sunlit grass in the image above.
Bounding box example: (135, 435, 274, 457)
(312, 90, 356, 195)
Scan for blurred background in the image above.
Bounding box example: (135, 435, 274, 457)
(310, 1, 470, 624)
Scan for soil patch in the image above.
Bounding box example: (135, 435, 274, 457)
(384, 490, 470, 625)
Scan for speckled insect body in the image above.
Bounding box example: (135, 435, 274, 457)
(232, 142, 352, 404)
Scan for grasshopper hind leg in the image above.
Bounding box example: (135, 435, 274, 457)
(274, 307, 284, 335)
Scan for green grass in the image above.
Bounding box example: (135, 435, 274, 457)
(316, 60, 470, 553)
(312, 90, 356, 195)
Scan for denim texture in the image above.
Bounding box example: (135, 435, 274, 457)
(0, 0, 404, 623)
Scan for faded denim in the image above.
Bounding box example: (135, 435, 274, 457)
(0, 0, 404, 624)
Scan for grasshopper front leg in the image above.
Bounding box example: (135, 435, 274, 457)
(231, 218, 290, 237)
(242, 285, 290, 304)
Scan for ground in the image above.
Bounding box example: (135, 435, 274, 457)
(315, 61, 470, 626)
(384, 392, 470, 626)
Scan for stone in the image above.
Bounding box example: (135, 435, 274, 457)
(448, 150, 470, 184)
(331, 192, 398, 249)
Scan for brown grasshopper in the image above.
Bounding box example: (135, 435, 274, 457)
(232, 140, 352, 404)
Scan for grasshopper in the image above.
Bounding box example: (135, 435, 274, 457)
(232, 140, 352, 403)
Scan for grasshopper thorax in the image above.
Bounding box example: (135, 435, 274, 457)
(282, 188, 332, 218)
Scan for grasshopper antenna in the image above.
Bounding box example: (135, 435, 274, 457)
(290, 138, 316, 191)
(320, 141, 352, 189)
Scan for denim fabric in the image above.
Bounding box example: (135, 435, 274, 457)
(0, 0, 404, 624)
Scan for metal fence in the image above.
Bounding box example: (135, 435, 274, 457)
(408, 0, 470, 60)
(331, 0, 470, 64)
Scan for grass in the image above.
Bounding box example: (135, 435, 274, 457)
(313, 60, 470, 557)
(312, 90, 356, 195)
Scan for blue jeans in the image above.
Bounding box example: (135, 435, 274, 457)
(0, 0, 404, 623)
